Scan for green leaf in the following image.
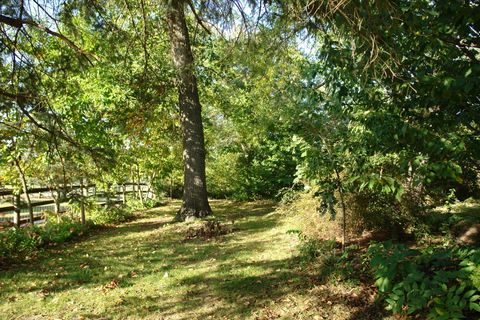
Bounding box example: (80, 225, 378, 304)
(470, 295, 480, 302)
(470, 302, 480, 312)
(463, 290, 476, 299)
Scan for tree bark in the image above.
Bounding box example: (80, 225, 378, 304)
(167, 0, 212, 221)
(53, 188, 61, 222)
(334, 168, 347, 252)
(14, 158, 34, 225)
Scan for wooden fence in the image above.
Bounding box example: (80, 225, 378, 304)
(0, 183, 149, 225)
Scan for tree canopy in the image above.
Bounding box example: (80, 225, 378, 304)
(0, 0, 478, 217)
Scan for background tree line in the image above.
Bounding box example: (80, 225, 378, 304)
(0, 0, 478, 227)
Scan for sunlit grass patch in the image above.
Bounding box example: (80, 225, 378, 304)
(0, 199, 388, 319)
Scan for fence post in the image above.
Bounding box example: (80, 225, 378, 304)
(106, 183, 111, 206)
(13, 193, 21, 227)
(122, 183, 127, 204)
(80, 179, 86, 225)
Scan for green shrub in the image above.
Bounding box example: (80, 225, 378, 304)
(143, 198, 163, 209)
(288, 229, 336, 264)
(420, 212, 452, 235)
(368, 241, 480, 319)
(90, 205, 134, 225)
(0, 217, 88, 263)
(0, 227, 39, 261)
(41, 217, 88, 244)
(334, 244, 373, 284)
(347, 189, 426, 238)
(287, 229, 363, 283)
(124, 197, 162, 211)
(126, 198, 145, 211)
(67, 197, 96, 218)
(0, 204, 136, 264)
(277, 187, 300, 205)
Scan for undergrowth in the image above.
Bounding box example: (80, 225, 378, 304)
(368, 241, 480, 319)
(0, 201, 148, 265)
(0, 216, 89, 264)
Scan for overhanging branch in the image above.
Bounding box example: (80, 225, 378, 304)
(0, 14, 98, 63)
(0, 88, 108, 160)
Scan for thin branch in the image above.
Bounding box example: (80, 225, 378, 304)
(187, 0, 211, 35)
(0, 14, 98, 64)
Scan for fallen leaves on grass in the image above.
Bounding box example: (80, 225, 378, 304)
(254, 306, 281, 319)
(185, 220, 233, 240)
(100, 279, 119, 292)
(38, 288, 50, 298)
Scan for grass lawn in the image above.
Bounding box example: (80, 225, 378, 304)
(0, 200, 388, 319)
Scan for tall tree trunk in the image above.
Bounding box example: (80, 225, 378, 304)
(53, 188, 61, 222)
(334, 168, 347, 252)
(106, 183, 111, 207)
(14, 157, 34, 225)
(167, 0, 211, 221)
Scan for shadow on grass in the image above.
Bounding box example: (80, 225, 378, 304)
(143, 260, 309, 319)
(1, 199, 388, 319)
(0, 201, 390, 320)
(0, 200, 289, 316)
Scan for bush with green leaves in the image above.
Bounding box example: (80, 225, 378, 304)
(347, 189, 426, 238)
(67, 197, 96, 219)
(143, 198, 163, 209)
(0, 204, 137, 264)
(277, 187, 301, 205)
(368, 241, 480, 319)
(40, 217, 89, 244)
(0, 217, 88, 263)
(288, 229, 336, 264)
(89, 205, 134, 225)
(287, 229, 366, 283)
(126, 198, 146, 211)
(0, 227, 39, 262)
(124, 197, 163, 211)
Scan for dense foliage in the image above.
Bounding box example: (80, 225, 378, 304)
(0, 201, 141, 264)
(0, 217, 88, 263)
(369, 242, 480, 319)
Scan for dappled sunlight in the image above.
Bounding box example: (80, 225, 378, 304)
(0, 200, 319, 319)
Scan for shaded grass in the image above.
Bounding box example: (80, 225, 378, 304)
(0, 199, 390, 319)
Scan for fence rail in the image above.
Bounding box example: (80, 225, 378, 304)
(0, 182, 150, 225)
(0, 183, 147, 197)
